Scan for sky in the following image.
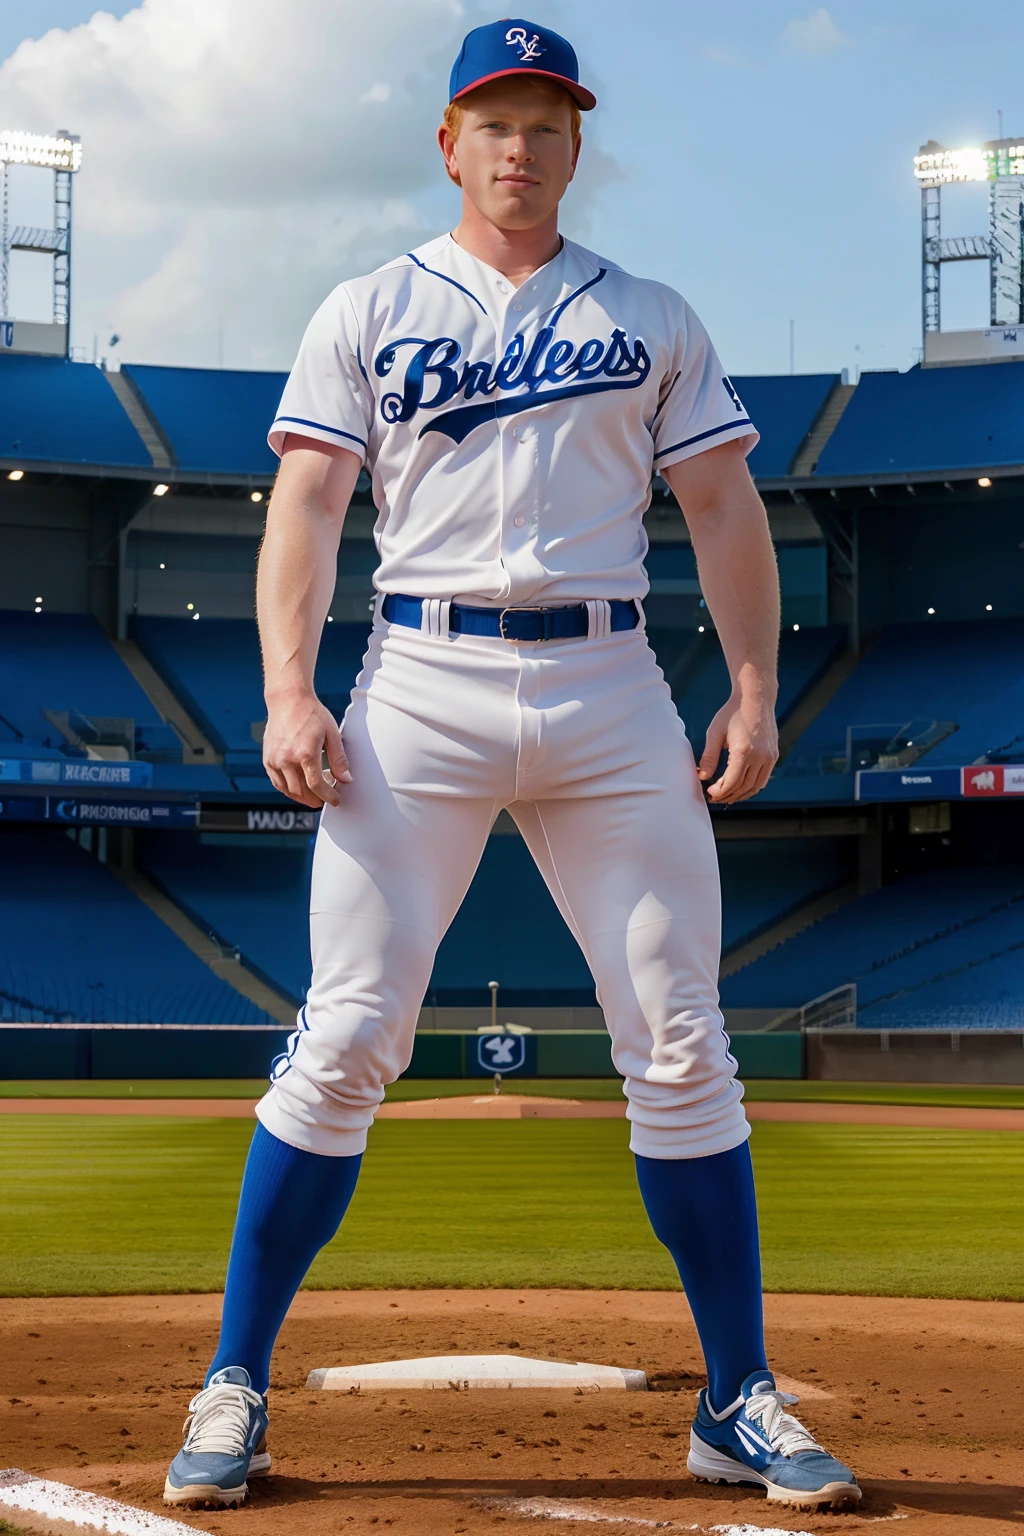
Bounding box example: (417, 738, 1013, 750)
(0, 0, 1017, 377)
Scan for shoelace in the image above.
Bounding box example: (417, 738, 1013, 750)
(181, 1381, 264, 1457)
(745, 1386, 824, 1458)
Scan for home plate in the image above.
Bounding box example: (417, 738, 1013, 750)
(306, 1353, 648, 1391)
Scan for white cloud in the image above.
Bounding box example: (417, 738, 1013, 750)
(782, 7, 849, 56)
(0, 0, 484, 366)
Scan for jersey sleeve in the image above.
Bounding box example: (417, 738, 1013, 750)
(651, 300, 758, 473)
(268, 286, 374, 461)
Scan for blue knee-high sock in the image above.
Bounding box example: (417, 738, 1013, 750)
(635, 1142, 767, 1413)
(207, 1123, 362, 1395)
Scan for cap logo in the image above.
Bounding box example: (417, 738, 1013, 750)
(505, 26, 544, 62)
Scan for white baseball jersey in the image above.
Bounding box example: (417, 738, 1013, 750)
(269, 234, 758, 607)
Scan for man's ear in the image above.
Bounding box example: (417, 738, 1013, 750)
(437, 124, 462, 187)
(568, 131, 582, 183)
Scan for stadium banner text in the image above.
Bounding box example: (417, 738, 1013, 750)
(0, 797, 198, 826)
(198, 804, 320, 833)
(0, 758, 153, 788)
(855, 765, 1024, 801)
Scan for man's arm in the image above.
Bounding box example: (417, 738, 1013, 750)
(660, 439, 780, 805)
(257, 435, 363, 809)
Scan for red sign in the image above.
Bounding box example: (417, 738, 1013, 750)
(961, 765, 1024, 796)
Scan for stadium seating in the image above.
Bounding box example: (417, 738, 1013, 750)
(121, 365, 286, 475)
(139, 835, 313, 1005)
(0, 355, 151, 468)
(814, 361, 1024, 477)
(919, 675, 1024, 766)
(0, 830, 275, 1024)
(720, 865, 1024, 1026)
(133, 615, 372, 783)
(780, 618, 1024, 775)
(138, 828, 855, 1009)
(666, 623, 847, 759)
(731, 374, 839, 478)
(0, 610, 172, 758)
(718, 838, 854, 953)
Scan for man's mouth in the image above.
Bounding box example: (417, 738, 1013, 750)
(497, 175, 540, 187)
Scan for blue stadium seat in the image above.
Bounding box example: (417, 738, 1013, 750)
(781, 618, 1024, 775)
(731, 374, 839, 478)
(0, 830, 275, 1024)
(814, 362, 1024, 477)
(0, 610, 167, 754)
(669, 624, 846, 760)
(718, 838, 854, 953)
(134, 615, 372, 786)
(920, 675, 1024, 766)
(139, 836, 313, 1005)
(0, 355, 151, 468)
(720, 866, 1024, 1025)
(122, 365, 286, 475)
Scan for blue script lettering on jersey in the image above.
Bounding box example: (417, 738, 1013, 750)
(373, 325, 652, 445)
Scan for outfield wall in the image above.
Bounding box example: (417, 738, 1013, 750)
(0, 1026, 804, 1081)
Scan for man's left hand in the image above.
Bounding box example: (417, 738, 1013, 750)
(699, 692, 778, 805)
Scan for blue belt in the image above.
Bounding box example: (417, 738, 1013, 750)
(381, 593, 640, 643)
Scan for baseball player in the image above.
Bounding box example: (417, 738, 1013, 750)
(164, 18, 859, 1514)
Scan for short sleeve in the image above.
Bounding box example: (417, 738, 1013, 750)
(268, 286, 374, 461)
(652, 300, 758, 472)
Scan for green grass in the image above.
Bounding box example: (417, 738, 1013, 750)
(1, 1116, 1021, 1301)
(4, 1076, 1024, 1106)
(739, 1079, 1024, 1108)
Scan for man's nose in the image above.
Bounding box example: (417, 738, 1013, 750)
(506, 135, 533, 163)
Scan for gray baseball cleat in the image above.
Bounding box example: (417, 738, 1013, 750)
(163, 1365, 271, 1507)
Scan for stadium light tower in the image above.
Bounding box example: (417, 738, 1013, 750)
(0, 129, 82, 358)
(915, 137, 1024, 350)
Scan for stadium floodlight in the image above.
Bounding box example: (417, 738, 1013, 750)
(7, 469, 24, 481)
(250, 490, 264, 503)
(153, 483, 170, 496)
(978, 477, 992, 487)
(0, 129, 82, 171)
(914, 140, 1024, 187)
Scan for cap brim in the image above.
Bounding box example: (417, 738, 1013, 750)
(451, 68, 596, 112)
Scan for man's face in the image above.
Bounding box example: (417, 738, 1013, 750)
(440, 77, 580, 230)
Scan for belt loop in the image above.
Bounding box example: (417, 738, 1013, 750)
(633, 597, 647, 631)
(586, 599, 611, 638)
(421, 598, 440, 637)
(438, 599, 451, 640)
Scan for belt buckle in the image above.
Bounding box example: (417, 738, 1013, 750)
(499, 606, 547, 644)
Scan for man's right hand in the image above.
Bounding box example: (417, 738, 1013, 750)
(263, 691, 351, 809)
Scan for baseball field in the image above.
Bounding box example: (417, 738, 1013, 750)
(2, 1078, 1022, 1536)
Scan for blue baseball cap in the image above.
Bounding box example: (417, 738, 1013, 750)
(449, 18, 596, 112)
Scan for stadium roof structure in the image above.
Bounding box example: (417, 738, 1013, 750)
(2, 352, 1024, 490)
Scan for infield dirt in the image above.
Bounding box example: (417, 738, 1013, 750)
(2, 1290, 1020, 1536)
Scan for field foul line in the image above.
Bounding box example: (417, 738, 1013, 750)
(0, 1469, 195, 1534)
(479, 1497, 818, 1532)
(479, 1500, 907, 1532)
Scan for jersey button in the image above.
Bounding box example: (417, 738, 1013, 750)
(513, 302, 522, 311)
(514, 515, 525, 527)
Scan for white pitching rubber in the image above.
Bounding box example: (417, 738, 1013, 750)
(306, 1353, 648, 1392)
(1, 1467, 199, 1533)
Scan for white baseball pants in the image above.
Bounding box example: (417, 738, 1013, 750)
(256, 615, 749, 1160)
